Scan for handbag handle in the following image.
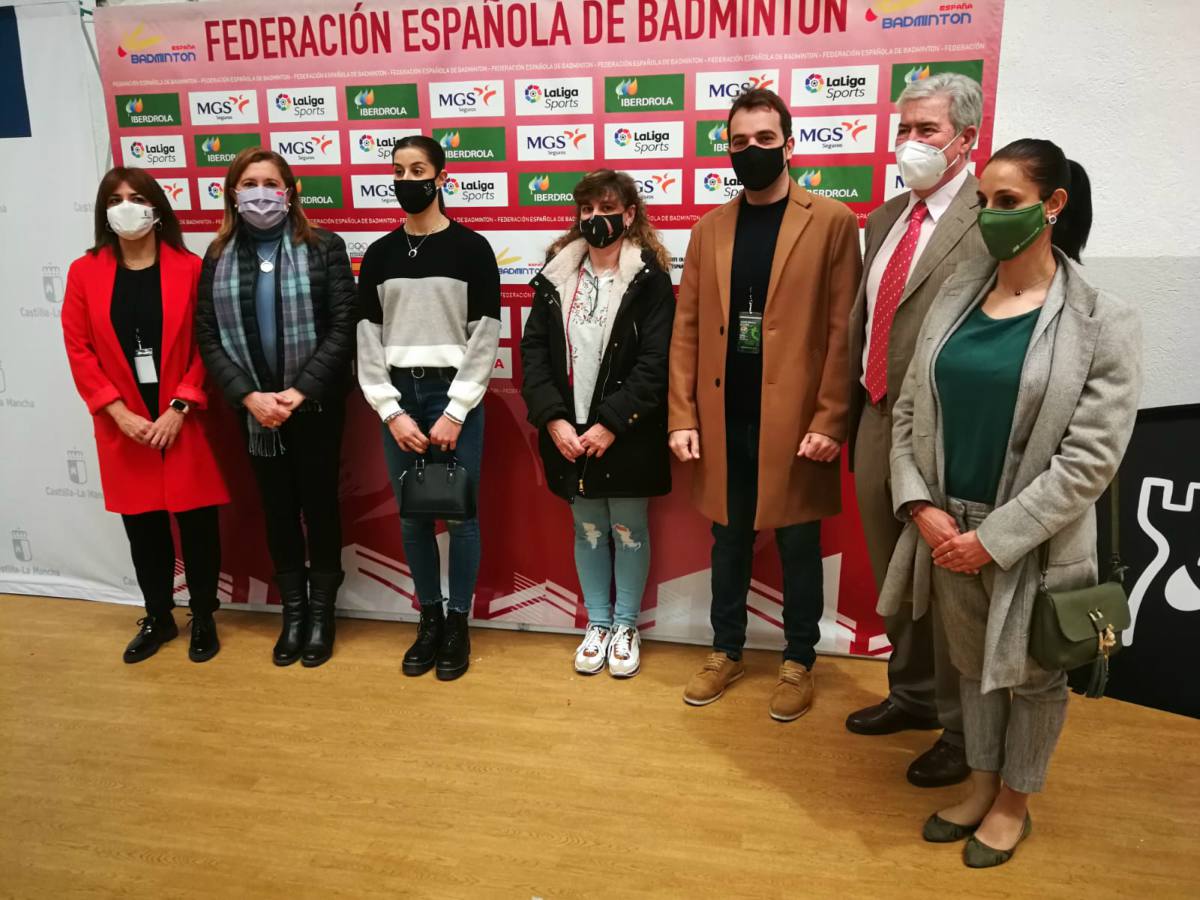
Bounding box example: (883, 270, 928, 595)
(1039, 470, 1125, 585)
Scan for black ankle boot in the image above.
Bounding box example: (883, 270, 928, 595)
(188, 612, 220, 663)
(273, 570, 308, 666)
(436, 610, 471, 681)
(123, 613, 179, 664)
(403, 604, 444, 676)
(302, 571, 343, 668)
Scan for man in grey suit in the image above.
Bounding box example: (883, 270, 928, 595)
(845, 73, 987, 787)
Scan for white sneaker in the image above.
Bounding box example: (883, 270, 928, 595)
(574, 624, 611, 675)
(607, 625, 641, 678)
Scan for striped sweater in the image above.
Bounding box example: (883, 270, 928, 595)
(357, 221, 501, 422)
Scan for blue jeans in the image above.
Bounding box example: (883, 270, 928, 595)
(381, 367, 483, 614)
(711, 418, 824, 667)
(570, 496, 650, 629)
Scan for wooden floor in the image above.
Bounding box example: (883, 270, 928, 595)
(1, 594, 1197, 899)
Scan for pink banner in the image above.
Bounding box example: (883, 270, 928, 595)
(94, 0, 1004, 656)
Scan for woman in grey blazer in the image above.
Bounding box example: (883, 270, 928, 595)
(879, 139, 1141, 868)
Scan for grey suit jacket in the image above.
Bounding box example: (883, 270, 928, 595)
(878, 249, 1143, 692)
(847, 173, 987, 470)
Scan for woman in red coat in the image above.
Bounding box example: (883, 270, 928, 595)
(62, 167, 230, 664)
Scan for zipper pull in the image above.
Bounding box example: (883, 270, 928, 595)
(578, 478, 585, 495)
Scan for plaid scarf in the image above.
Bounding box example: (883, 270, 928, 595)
(212, 234, 316, 457)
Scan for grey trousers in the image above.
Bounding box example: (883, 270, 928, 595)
(854, 402, 963, 746)
(932, 497, 1069, 794)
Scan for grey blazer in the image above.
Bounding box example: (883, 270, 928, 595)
(878, 248, 1143, 692)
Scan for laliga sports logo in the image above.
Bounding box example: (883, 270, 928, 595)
(528, 174, 551, 193)
(524, 85, 543, 104)
(125, 97, 144, 114)
(703, 172, 723, 192)
(440, 131, 461, 150)
(116, 23, 161, 57)
(202, 136, 221, 153)
(614, 128, 633, 147)
(798, 170, 823, 189)
(707, 123, 729, 142)
(129, 141, 146, 158)
(864, 0, 926, 20)
(905, 64, 932, 84)
(354, 89, 376, 108)
(207, 182, 223, 200)
(359, 134, 377, 152)
(275, 94, 293, 111)
(615, 78, 638, 97)
(805, 74, 825, 94)
(443, 177, 460, 196)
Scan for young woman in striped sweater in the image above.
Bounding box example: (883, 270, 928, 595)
(357, 135, 501, 681)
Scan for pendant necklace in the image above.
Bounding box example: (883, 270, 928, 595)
(257, 244, 279, 274)
(404, 220, 448, 258)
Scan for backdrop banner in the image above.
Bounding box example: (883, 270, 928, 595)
(4, 0, 1007, 657)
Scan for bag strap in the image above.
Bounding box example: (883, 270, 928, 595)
(1039, 467, 1126, 584)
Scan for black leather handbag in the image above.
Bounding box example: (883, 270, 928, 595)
(397, 458, 475, 521)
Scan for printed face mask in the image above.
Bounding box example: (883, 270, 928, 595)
(977, 202, 1048, 260)
(580, 212, 627, 249)
(393, 178, 439, 214)
(236, 186, 290, 230)
(106, 201, 157, 239)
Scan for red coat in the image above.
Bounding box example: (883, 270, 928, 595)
(62, 244, 230, 515)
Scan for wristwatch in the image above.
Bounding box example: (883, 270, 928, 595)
(169, 398, 190, 414)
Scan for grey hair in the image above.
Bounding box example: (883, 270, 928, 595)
(897, 72, 984, 148)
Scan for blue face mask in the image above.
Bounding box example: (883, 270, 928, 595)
(236, 186, 289, 230)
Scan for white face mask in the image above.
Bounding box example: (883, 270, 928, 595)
(894, 130, 963, 191)
(106, 200, 158, 240)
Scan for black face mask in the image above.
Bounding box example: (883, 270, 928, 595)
(579, 212, 627, 249)
(730, 144, 788, 192)
(393, 178, 438, 214)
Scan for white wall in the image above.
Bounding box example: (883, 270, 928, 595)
(993, 0, 1200, 409)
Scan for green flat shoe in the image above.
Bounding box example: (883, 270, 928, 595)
(922, 812, 981, 843)
(963, 813, 1032, 868)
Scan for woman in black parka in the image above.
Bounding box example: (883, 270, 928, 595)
(520, 169, 674, 679)
(195, 147, 356, 669)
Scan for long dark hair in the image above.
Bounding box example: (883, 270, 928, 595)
(209, 147, 315, 257)
(89, 167, 185, 262)
(987, 139, 1092, 262)
(546, 169, 672, 272)
(392, 135, 447, 212)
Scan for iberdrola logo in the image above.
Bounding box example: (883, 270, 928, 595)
(440, 131, 461, 150)
(805, 74, 825, 94)
(614, 78, 638, 97)
(125, 97, 144, 114)
(528, 174, 551, 193)
(798, 170, 822, 189)
(202, 136, 221, 153)
(524, 85, 543, 104)
(613, 128, 632, 147)
(904, 64, 932, 84)
(354, 89, 376, 108)
(358, 134, 377, 153)
(443, 178, 460, 196)
(707, 123, 729, 142)
(865, 0, 926, 20)
(207, 183, 223, 200)
(275, 94, 293, 111)
(703, 173, 722, 192)
(130, 141, 146, 158)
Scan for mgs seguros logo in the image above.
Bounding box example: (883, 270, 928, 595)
(625, 170, 683, 206)
(346, 84, 420, 120)
(115, 93, 181, 128)
(604, 74, 685, 113)
(188, 91, 258, 126)
(429, 80, 506, 118)
(272, 132, 342, 166)
(694, 70, 779, 110)
(516, 125, 593, 162)
(791, 115, 877, 154)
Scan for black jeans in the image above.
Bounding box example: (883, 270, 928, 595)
(121, 506, 221, 618)
(247, 404, 345, 574)
(710, 417, 824, 667)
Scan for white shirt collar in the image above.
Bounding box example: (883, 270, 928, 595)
(905, 165, 971, 224)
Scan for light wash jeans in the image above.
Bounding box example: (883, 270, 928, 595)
(570, 496, 650, 629)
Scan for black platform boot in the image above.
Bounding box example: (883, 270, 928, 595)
(403, 603, 444, 676)
(273, 570, 308, 666)
(436, 610, 471, 681)
(302, 571, 344, 668)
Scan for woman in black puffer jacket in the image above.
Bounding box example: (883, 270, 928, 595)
(521, 169, 674, 679)
(195, 147, 356, 669)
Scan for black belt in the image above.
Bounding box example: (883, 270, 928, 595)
(398, 366, 457, 379)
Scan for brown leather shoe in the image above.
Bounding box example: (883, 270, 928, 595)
(769, 661, 814, 721)
(683, 651, 745, 706)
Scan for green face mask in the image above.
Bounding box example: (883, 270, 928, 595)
(977, 202, 1047, 260)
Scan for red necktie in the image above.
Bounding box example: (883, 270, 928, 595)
(865, 200, 929, 404)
